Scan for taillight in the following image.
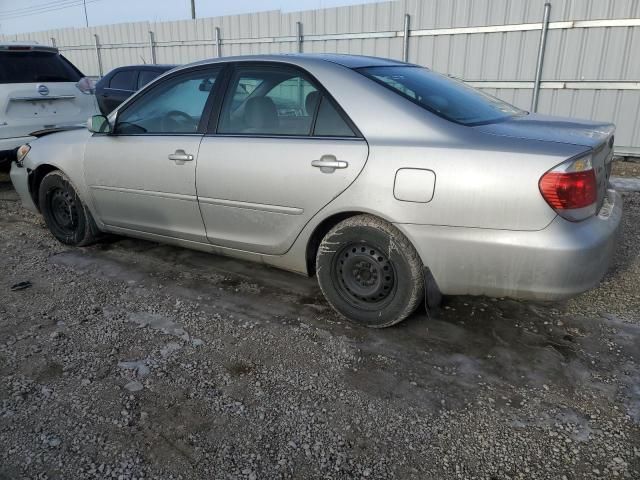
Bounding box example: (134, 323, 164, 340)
(76, 77, 95, 95)
(539, 153, 597, 222)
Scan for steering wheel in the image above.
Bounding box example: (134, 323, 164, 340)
(162, 110, 196, 132)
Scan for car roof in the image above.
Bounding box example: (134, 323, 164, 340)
(184, 53, 410, 70)
(0, 42, 58, 53)
(287, 54, 409, 68)
(110, 64, 177, 72)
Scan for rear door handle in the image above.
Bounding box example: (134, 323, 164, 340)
(311, 155, 348, 173)
(168, 149, 194, 164)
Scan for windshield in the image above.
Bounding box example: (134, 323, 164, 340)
(358, 66, 525, 126)
(0, 51, 83, 84)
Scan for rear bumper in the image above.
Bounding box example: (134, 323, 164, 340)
(397, 189, 623, 301)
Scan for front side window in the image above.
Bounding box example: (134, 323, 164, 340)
(115, 68, 219, 134)
(359, 66, 525, 126)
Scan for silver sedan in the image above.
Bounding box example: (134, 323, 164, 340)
(10, 54, 622, 327)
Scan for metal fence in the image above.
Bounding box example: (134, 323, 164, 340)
(2, 0, 640, 156)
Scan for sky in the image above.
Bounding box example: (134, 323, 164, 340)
(0, 0, 381, 35)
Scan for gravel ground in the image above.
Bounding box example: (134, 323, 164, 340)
(0, 164, 639, 480)
(612, 160, 640, 178)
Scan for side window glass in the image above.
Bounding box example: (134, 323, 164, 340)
(313, 96, 356, 137)
(109, 70, 136, 90)
(115, 69, 218, 135)
(218, 66, 318, 136)
(137, 70, 161, 89)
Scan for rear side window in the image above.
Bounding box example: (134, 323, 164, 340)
(0, 51, 82, 84)
(359, 66, 524, 126)
(313, 97, 356, 137)
(109, 70, 136, 90)
(138, 70, 162, 89)
(218, 66, 319, 136)
(218, 65, 356, 137)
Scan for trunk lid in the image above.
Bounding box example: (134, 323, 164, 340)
(475, 113, 615, 212)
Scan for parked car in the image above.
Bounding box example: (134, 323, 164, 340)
(95, 64, 176, 115)
(9, 54, 622, 327)
(0, 42, 98, 171)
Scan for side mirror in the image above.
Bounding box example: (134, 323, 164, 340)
(87, 114, 112, 134)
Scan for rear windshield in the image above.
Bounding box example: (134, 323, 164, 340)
(0, 51, 83, 84)
(358, 66, 525, 126)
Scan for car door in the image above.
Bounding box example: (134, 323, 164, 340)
(196, 63, 368, 255)
(84, 66, 223, 242)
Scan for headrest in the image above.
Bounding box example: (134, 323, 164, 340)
(305, 90, 321, 115)
(244, 96, 278, 130)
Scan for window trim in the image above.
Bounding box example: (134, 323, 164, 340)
(206, 61, 363, 140)
(111, 64, 228, 137)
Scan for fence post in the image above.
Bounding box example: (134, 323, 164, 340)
(215, 26, 222, 57)
(93, 33, 103, 77)
(50, 37, 56, 48)
(531, 2, 551, 112)
(148, 31, 156, 64)
(402, 14, 410, 62)
(296, 21, 303, 53)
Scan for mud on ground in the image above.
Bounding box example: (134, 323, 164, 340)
(0, 168, 639, 480)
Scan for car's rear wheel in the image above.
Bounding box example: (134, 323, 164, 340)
(316, 214, 424, 328)
(39, 170, 99, 246)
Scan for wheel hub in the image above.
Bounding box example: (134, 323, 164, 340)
(49, 188, 78, 233)
(332, 243, 395, 307)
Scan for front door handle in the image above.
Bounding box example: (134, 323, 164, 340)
(168, 149, 194, 164)
(311, 155, 348, 173)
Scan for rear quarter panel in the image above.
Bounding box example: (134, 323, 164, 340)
(336, 135, 588, 231)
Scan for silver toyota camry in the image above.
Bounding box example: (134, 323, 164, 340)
(10, 54, 622, 328)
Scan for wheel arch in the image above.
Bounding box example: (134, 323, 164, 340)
(29, 164, 60, 211)
(305, 210, 401, 276)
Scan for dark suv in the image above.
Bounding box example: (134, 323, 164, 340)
(95, 64, 176, 115)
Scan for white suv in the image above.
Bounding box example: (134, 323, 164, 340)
(0, 42, 98, 169)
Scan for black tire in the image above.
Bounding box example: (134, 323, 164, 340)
(316, 214, 425, 328)
(38, 170, 100, 246)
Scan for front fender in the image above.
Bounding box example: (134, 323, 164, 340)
(20, 128, 94, 214)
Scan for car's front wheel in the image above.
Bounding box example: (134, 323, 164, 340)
(316, 214, 425, 328)
(39, 170, 99, 246)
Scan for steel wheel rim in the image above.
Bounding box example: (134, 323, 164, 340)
(49, 188, 78, 235)
(331, 242, 396, 310)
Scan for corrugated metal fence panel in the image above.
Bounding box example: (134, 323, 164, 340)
(1, 0, 639, 154)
